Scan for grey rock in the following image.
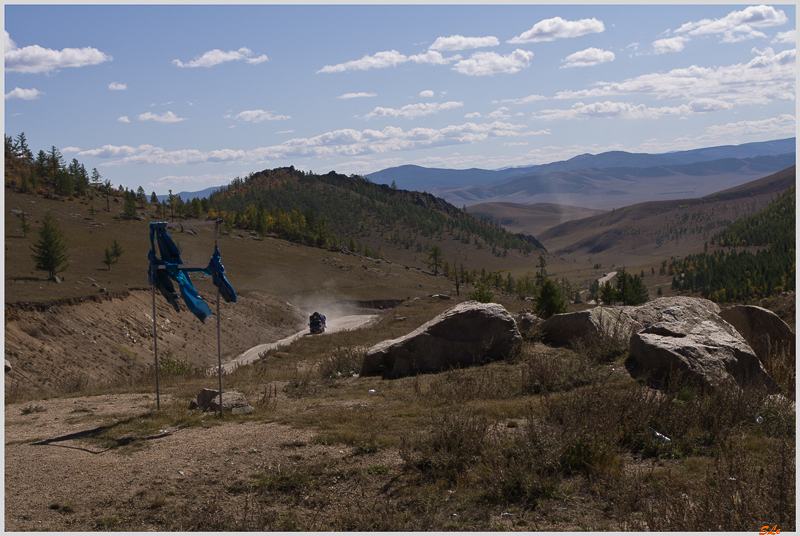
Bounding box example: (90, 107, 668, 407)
(720, 305, 795, 363)
(630, 305, 779, 392)
(620, 296, 721, 332)
(193, 388, 253, 413)
(361, 301, 521, 378)
(515, 312, 543, 334)
(539, 306, 635, 346)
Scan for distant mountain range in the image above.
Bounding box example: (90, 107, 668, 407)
(164, 138, 795, 209)
(365, 137, 796, 193)
(431, 153, 796, 210)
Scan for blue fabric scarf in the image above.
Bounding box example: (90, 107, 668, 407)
(148, 222, 237, 323)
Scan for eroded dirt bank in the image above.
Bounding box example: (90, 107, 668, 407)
(4, 289, 308, 399)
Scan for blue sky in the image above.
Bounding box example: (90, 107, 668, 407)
(4, 4, 796, 195)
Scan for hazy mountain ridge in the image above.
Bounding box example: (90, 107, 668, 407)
(364, 138, 795, 192)
(431, 154, 795, 210)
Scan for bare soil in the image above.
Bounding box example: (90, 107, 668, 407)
(4, 391, 401, 532)
(5, 289, 308, 400)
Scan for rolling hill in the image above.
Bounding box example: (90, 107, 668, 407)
(467, 202, 605, 237)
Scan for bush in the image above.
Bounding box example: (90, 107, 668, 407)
(468, 282, 494, 303)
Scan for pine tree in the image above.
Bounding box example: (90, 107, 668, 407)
(102, 246, 116, 271)
(30, 211, 69, 278)
(534, 278, 567, 319)
(20, 211, 31, 238)
(426, 245, 443, 275)
(110, 239, 124, 261)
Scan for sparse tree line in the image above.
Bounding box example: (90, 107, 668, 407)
(4, 131, 177, 223)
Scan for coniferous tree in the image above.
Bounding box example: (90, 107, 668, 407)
(20, 211, 31, 238)
(111, 239, 124, 261)
(426, 245, 443, 275)
(30, 211, 69, 278)
(123, 191, 137, 219)
(102, 246, 116, 271)
(534, 278, 567, 319)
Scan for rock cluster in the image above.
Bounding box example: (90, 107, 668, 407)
(362, 296, 790, 393)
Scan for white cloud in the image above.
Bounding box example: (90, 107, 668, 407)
(172, 47, 268, 68)
(228, 109, 291, 122)
(555, 47, 796, 107)
(117, 116, 130, 123)
(137, 111, 186, 123)
(700, 114, 796, 140)
(508, 17, 605, 44)
(337, 92, 377, 99)
(675, 5, 788, 44)
(689, 98, 733, 112)
(534, 101, 692, 120)
(4, 31, 112, 74)
(5, 87, 43, 100)
(429, 35, 500, 51)
(464, 112, 482, 118)
(773, 30, 796, 44)
(61, 147, 80, 154)
(488, 107, 511, 119)
(78, 144, 140, 158)
(452, 49, 534, 76)
(318, 49, 459, 73)
(419, 90, 435, 98)
(317, 50, 408, 73)
(561, 47, 615, 68)
(363, 101, 464, 120)
(83, 121, 541, 166)
(408, 50, 460, 65)
(652, 36, 690, 54)
(108, 82, 127, 90)
(148, 173, 236, 190)
(496, 94, 547, 105)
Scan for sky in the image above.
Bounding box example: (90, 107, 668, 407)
(4, 3, 797, 195)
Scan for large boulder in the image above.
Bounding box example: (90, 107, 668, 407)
(539, 306, 636, 346)
(719, 305, 795, 363)
(621, 296, 721, 332)
(361, 301, 521, 378)
(190, 388, 253, 414)
(629, 302, 779, 392)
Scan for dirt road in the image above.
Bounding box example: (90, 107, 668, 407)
(221, 314, 378, 373)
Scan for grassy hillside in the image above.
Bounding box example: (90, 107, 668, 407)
(208, 166, 542, 258)
(468, 202, 605, 237)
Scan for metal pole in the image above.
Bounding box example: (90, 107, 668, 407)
(216, 220, 223, 418)
(152, 281, 160, 410)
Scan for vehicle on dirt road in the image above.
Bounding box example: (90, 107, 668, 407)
(309, 311, 326, 334)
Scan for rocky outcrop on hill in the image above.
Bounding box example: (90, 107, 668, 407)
(361, 301, 521, 378)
